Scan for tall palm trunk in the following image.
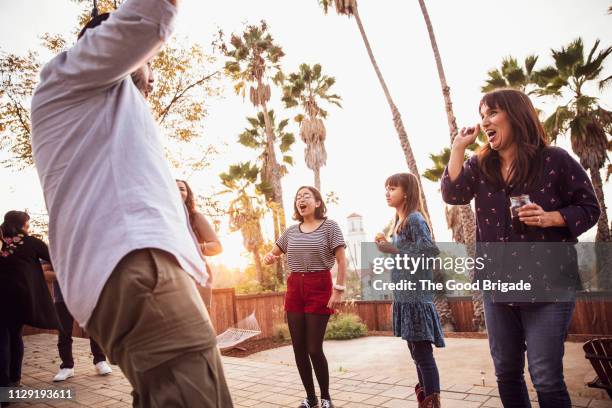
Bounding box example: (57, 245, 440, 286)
(260, 100, 286, 285)
(589, 167, 612, 289)
(590, 168, 610, 242)
(314, 167, 321, 191)
(252, 245, 264, 284)
(418, 0, 483, 330)
(351, 5, 432, 226)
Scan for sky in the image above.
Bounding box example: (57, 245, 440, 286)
(1, 0, 611, 269)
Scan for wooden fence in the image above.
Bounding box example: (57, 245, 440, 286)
(24, 287, 612, 338)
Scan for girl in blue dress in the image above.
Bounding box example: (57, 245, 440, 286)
(376, 173, 444, 408)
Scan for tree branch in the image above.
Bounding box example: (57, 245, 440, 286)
(157, 70, 219, 125)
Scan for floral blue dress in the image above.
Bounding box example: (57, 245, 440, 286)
(391, 211, 445, 347)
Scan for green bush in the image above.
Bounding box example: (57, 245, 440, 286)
(273, 323, 291, 342)
(325, 313, 367, 340)
(235, 280, 265, 294)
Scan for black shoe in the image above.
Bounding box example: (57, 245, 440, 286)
(320, 398, 334, 408)
(298, 397, 319, 408)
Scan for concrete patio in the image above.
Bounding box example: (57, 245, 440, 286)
(7, 334, 612, 407)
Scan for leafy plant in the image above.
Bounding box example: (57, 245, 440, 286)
(324, 313, 367, 340)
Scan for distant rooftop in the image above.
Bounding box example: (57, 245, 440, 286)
(347, 212, 362, 218)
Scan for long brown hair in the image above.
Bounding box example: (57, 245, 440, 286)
(176, 179, 197, 227)
(1, 211, 30, 238)
(478, 88, 548, 191)
(385, 173, 431, 233)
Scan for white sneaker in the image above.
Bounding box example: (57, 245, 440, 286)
(53, 368, 74, 382)
(95, 361, 112, 376)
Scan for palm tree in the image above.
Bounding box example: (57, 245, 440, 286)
(278, 63, 342, 190)
(537, 38, 611, 244)
(220, 21, 289, 261)
(237, 110, 295, 284)
(220, 162, 267, 286)
(318, 0, 432, 223)
(238, 110, 296, 193)
(418, 0, 483, 330)
(424, 144, 486, 330)
(482, 55, 550, 95)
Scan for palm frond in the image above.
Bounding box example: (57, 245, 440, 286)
(598, 73, 612, 91)
(280, 132, 295, 153)
(543, 105, 573, 142)
(551, 38, 584, 77)
(482, 69, 507, 92)
(524, 54, 538, 75)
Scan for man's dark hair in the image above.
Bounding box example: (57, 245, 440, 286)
(77, 12, 111, 40)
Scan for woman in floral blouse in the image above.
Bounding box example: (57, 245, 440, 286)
(441, 89, 600, 408)
(0, 211, 58, 389)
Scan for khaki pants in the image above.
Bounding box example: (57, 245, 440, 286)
(87, 249, 233, 407)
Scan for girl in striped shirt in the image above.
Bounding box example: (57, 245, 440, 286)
(264, 186, 346, 408)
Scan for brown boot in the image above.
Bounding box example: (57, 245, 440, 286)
(419, 392, 440, 408)
(415, 383, 425, 403)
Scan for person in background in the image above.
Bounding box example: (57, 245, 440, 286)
(176, 179, 222, 308)
(0, 211, 58, 392)
(45, 262, 112, 382)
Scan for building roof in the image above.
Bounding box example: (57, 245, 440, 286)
(347, 212, 362, 218)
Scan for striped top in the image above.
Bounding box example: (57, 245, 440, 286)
(276, 218, 346, 273)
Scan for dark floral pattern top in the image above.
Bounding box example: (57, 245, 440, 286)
(441, 146, 600, 243)
(1, 234, 26, 257)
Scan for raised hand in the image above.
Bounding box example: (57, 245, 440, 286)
(452, 124, 480, 151)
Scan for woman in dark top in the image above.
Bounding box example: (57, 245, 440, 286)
(0, 211, 58, 389)
(441, 89, 600, 408)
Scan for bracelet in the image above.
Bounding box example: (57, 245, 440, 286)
(333, 284, 346, 291)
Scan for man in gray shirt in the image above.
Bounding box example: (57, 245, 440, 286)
(30, 0, 232, 406)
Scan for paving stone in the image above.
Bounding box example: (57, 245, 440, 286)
(481, 396, 504, 407)
(447, 383, 476, 393)
(361, 394, 392, 406)
(570, 396, 592, 407)
(467, 385, 497, 395)
(259, 393, 300, 405)
(439, 399, 482, 408)
(382, 398, 411, 408)
(441, 390, 469, 400)
(464, 393, 490, 403)
(379, 385, 413, 399)
(16, 334, 612, 408)
(332, 391, 374, 403)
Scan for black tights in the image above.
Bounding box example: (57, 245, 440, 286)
(287, 312, 331, 401)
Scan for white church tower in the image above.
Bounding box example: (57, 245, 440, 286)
(345, 213, 367, 271)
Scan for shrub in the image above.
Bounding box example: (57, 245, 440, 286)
(273, 323, 291, 342)
(324, 313, 367, 340)
(235, 280, 265, 294)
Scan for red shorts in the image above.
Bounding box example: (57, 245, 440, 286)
(284, 270, 334, 315)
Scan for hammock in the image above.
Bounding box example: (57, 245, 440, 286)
(216, 311, 262, 350)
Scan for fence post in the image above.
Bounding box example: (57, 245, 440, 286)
(231, 288, 238, 326)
